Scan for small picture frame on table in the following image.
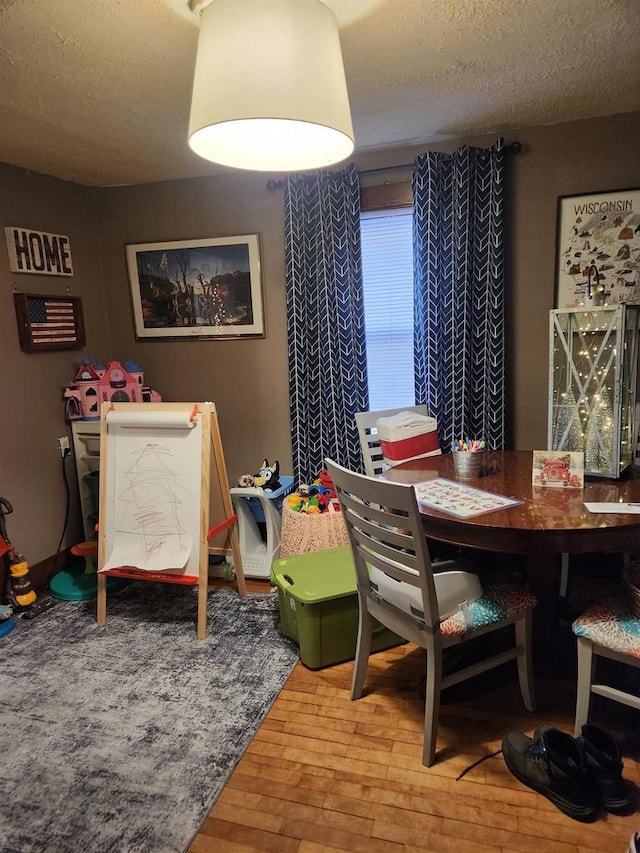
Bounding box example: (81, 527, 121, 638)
(532, 450, 584, 488)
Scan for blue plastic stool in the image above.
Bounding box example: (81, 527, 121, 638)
(0, 616, 16, 638)
(50, 540, 127, 601)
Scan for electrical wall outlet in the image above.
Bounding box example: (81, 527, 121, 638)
(57, 436, 70, 457)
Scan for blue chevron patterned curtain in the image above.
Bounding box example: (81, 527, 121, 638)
(413, 139, 506, 450)
(284, 164, 369, 482)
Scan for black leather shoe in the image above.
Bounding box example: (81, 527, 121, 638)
(502, 727, 598, 822)
(577, 725, 632, 815)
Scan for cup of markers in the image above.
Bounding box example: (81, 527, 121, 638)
(451, 438, 485, 479)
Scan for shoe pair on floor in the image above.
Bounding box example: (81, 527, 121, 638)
(502, 724, 632, 822)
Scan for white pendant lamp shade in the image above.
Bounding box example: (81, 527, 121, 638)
(188, 0, 355, 172)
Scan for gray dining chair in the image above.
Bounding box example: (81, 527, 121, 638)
(326, 458, 537, 767)
(572, 562, 640, 733)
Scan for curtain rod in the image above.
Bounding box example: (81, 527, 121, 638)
(266, 140, 522, 191)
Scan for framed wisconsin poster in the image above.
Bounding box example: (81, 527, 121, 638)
(555, 187, 640, 308)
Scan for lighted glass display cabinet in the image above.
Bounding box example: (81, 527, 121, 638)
(548, 305, 640, 478)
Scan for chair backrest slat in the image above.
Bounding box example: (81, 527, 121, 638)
(349, 519, 417, 562)
(353, 546, 421, 589)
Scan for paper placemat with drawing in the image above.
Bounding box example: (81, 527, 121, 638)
(413, 478, 522, 519)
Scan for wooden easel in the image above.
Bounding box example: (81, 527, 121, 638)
(96, 402, 245, 639)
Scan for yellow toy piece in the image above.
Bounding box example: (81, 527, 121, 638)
(8, 560, 36, 607)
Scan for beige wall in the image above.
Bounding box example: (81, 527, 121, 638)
(503, 113, 640, 448)
(1, 111, 639, 565)
(97, 170, 292, 489)
(0, 165, 110, 563)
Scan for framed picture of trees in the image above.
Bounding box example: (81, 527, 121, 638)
(125, 234, 263, 340)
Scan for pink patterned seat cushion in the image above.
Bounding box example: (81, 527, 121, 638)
(440, 585, 537, 637)
(572, 598, 640, 658)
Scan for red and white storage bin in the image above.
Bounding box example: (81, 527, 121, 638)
(376, 410, 440, 468)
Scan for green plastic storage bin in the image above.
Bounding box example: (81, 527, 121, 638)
(273, 545, 404, 669)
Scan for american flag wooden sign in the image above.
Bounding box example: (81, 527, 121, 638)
(13, 292, 85, 352)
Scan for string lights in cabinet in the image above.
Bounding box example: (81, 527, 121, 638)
(548, 305, 639, 478)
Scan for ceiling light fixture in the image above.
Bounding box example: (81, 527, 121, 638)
(187, 0, 354, 172)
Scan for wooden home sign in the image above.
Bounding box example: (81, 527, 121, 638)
(5, 226, 73, 276)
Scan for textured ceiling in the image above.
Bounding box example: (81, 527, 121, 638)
(0, 0, 639, 187)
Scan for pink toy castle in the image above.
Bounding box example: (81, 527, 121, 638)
(63, 359, 162, 421)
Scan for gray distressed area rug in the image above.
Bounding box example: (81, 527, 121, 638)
(0, 583, 298, 853)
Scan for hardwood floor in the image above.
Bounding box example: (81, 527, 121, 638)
(191, 581, 639, 853)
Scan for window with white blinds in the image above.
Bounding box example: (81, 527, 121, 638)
(360, 207, 415, 410)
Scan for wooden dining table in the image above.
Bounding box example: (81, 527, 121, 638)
(382, 450, 640, 556)
(384, 450, 640, 673)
